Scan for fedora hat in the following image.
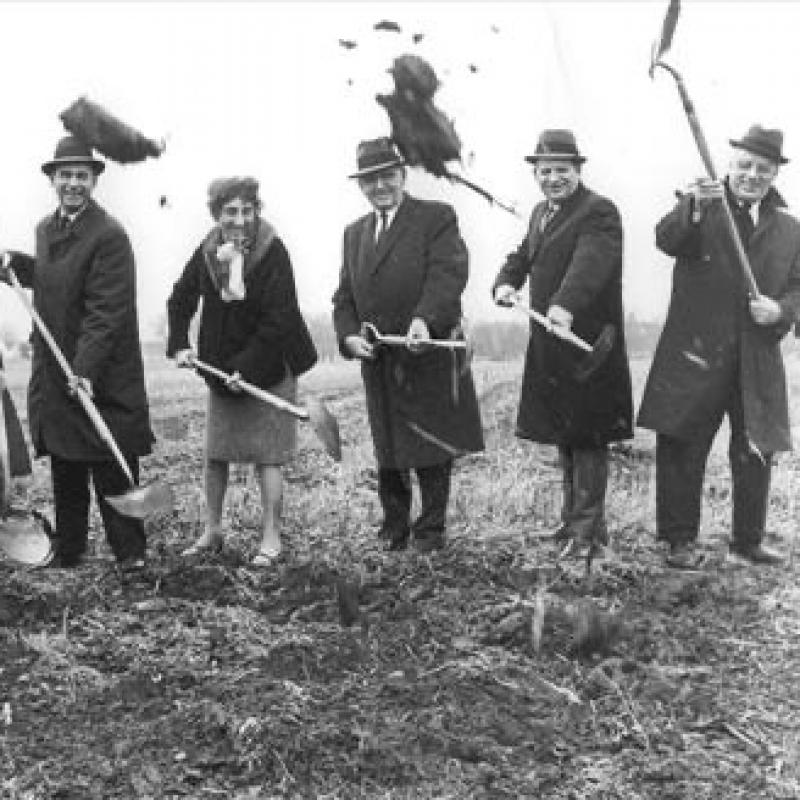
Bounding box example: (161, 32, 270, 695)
(525, 129, 586, 165)
(729, 124, 788, 165)
(41, 135, 105, 176)
(348, 137, 404, 179)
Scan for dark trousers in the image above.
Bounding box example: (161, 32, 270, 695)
(378, 460, 452, 543)
(51, 454, 146, 563)
(558, 445, 609, 545)
(655, 381, 771, 549)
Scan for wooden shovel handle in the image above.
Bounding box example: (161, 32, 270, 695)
(6, 268, 135, 486)
(191, 358, 310, 421)
(512, 300, 593, 354)
(655, 63, 761, 300)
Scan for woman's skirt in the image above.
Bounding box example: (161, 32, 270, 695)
(205, 371, 297, 465)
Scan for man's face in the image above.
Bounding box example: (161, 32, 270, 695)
(358, 166, 405, 211)
(533, 160, 581, 203)
(728, 148, 779, 203)
(51, 164, 97, 214)
(218, 196, 257, 245)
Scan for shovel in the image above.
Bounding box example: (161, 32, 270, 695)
(0, 508, 55, 566)
(6, 269, 174, 519)
(190, 358, 342, 462)
(361, 322, 468, 351)
(511, 298, 615, 382)
(0, 371, 54, 566)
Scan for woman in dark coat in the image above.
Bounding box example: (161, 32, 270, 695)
(167, 177, 317, 566)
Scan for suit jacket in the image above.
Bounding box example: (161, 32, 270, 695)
(638, 186, 800, 452)
(493, 183, 633, 446)
(9, 201, 153, 460)
(332, 194, 484, 468)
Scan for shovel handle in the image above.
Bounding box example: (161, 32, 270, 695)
(6, 268, 135, 487)
(653, 62, 762, 300)
(362, 323, 468, 350)
(512, 300, 593, 354)
(376, 334, 468, 350)
(191, 359, 310, 421)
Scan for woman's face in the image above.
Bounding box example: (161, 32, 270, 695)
(218, 196, 257, 244)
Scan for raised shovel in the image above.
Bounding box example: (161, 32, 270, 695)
(511, 298, 615, 382)
(6, 269, 174, 519)
(189, 358, 342, 462)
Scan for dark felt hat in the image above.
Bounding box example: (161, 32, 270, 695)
(41, 135, 105, 176)
(525, 129, 586, 165)
(348, 137, 405, 179)
(729, 124, 788, 165)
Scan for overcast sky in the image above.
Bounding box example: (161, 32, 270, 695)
(2, 1, 800, 341)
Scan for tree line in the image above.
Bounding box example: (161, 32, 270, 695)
(1, 312, 665, 363)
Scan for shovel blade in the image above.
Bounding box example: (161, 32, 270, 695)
(306, 398, 342, 461)
(105, 481, 175, 519)
(574, 324, 616, 382)
(0, 511, 54, 566)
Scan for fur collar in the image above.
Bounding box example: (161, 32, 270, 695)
(202, 217, 276, 299)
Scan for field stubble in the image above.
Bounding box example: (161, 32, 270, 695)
(0, 352, 799, 799)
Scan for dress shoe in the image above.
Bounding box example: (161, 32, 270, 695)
(385, 533, 410, 552)
(413, 533, 445, 554)
(117, 556, 147, 573)
(730, 544, 783, 566)
(44, 552, 84, 569)
(544, 524, 571, 544)
(378, 524, 410, 541)
(665, 543, 705, 570)
(181, 533, 223, 557)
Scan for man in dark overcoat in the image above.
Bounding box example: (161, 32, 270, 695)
(0, 135, 154, 569)
(638, 125, 800, 568)
(493, 129, 633, 558)
(332, 137, 484, 552)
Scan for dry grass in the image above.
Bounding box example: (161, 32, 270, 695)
(1, 352, 799, 798)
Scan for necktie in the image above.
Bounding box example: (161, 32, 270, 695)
(376, 210, 389, 244)
(737, 200, 755, 245)
(540, 203, 559, 232)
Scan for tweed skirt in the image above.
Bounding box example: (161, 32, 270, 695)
(205, 371, 297, 465)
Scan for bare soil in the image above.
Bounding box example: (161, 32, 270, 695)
(1, 356, 798, 799)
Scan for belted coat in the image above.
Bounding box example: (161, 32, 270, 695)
(8, 201, 154, 460)
(492, 183, 633, 447)
(637, 186, 800, 453)
(332, 193, 484, 468)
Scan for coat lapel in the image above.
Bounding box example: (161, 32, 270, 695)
(747, 189, 785, 286)
(354, 213, 378, 278)
(526, 203, 548, 259)
(372, 195, 413, 272)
